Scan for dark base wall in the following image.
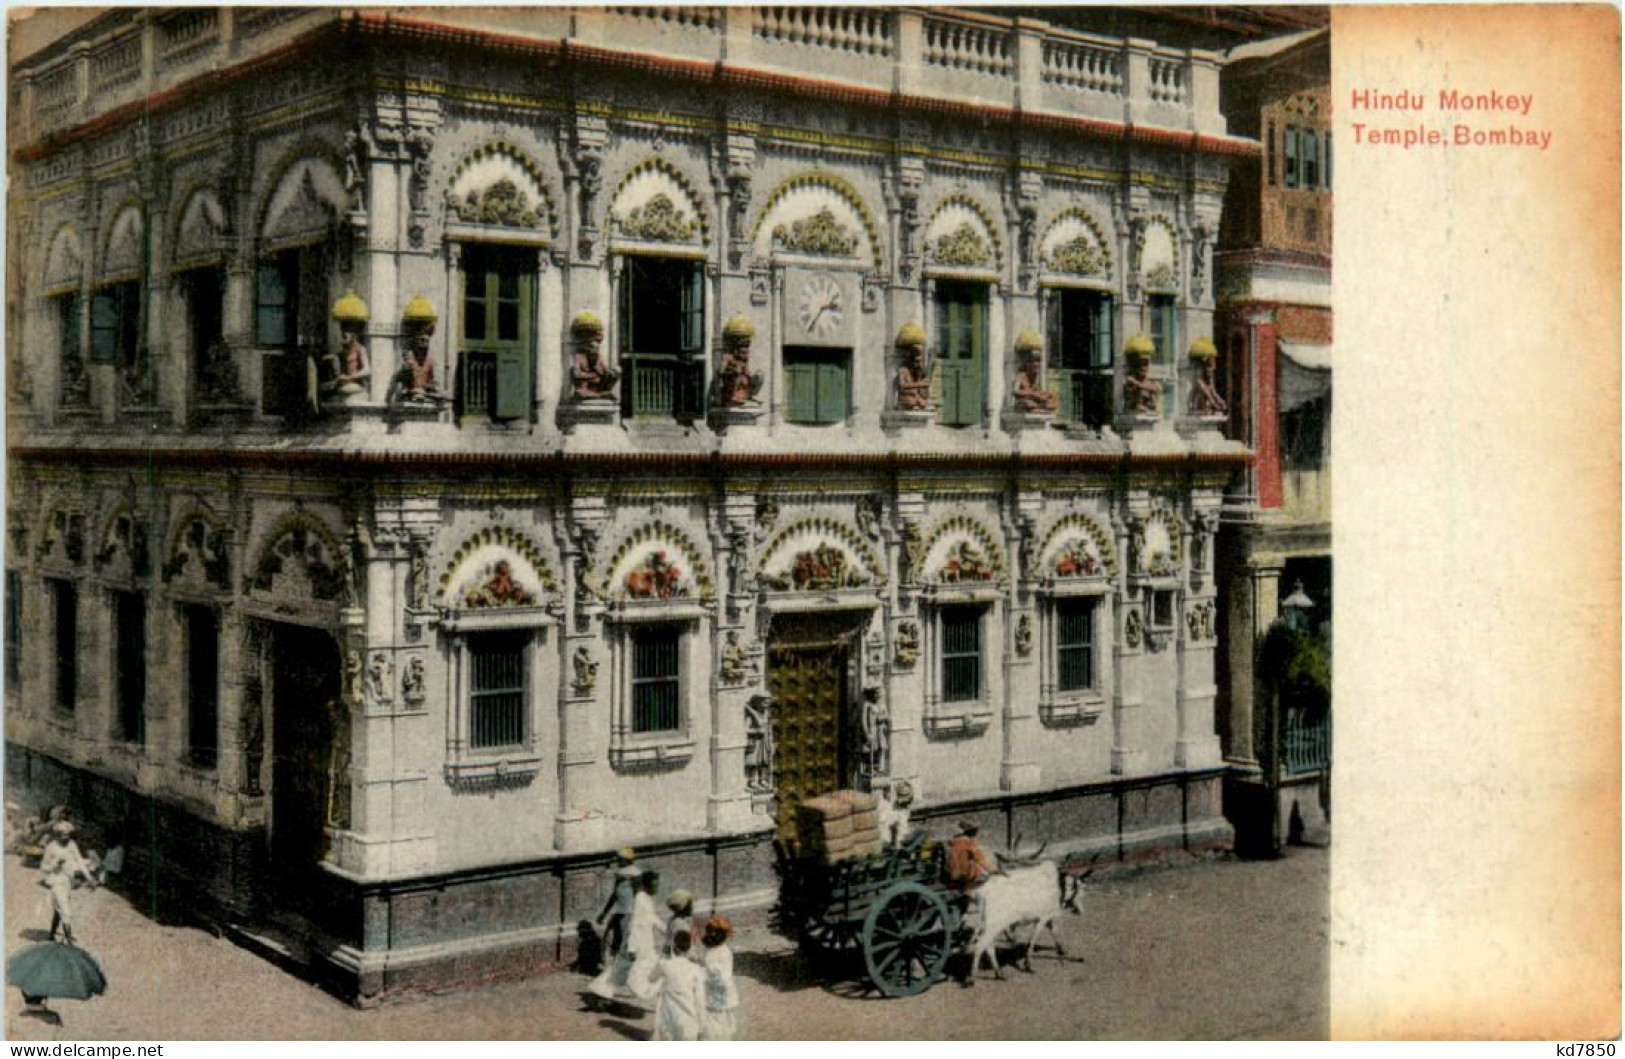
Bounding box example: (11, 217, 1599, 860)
(9, 742, 1230, 1005)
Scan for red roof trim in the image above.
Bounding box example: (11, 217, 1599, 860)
(16, 13, 1260, 165)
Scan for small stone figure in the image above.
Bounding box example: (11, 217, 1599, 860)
(860, 686, 890, 778)
(1187, 337, 1228, 418)
(1122, 333, 1161, 417)
(744, 694, 774, 794)
(344, 648, 364, 703)
(408, 543, 429, 610)
(330, 291, 372, 396)
(718, 631, 748, 685)
(326, 696, 353, 829)
(569, 311, 619, 401)
(401, 655, 426, 702)
(1015, 613, 1033, 657)
(1011, 331, 1059, 414)
(894, 323, 933, 411)
(895, 621, 920, 667)
(716, 315, 763, 407)
(1125, 609, 1144, 649)
(397, 296, 443, 404)
(573, 645, 599, 691)
(367, 651, 392, 703)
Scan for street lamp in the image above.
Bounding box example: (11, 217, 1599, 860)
(1281, 581, 1314, 632)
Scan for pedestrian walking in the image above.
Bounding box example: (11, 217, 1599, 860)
(664, 889, 694, 956)
(589, 869, 661, 1005)
(648, 930, 706, 1041)
(698, 916, 740, 1041)
(38, 822, 95, 944)
(596, 847, 640, 958)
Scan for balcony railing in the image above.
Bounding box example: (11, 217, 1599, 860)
(22, 7, 1226, 144)
(1282, 705, 1330, 775)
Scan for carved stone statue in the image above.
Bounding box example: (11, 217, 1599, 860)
(894, 324, 933, 411)
(744, 694, 774, 793)
(719, 630, 749, 685)
(1122, 334, 1161, 417)
(860, 686, 890, 778)
(401, 655, 426, 703)
(1187, 337, 1228, 418)
(716, 315, 764, 407)
(572, 645, 599, 691)
(325, 696, 352, 829)
(1015, 613, 1033, 657)
(895, 621, 920, 667)
(397, 296, 443, 404)
(1012, 332, 1058, 414)
(367, 651, 392, 703)
(569, 311, 619, 401)
(330, 291, 371, 397)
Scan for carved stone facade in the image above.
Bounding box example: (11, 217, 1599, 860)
(7, 6, 1260, 1003)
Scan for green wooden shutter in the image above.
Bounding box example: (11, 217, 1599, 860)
(494, 347, 528, 419)
(90, 290, 118, 363)
(786, 358, 815, 422)
(816, 358, 848, 422)
(618, 260, 637, 417)
(255, 260, 288, 348)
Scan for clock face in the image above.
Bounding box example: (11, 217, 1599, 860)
(796, 274, 845, 339)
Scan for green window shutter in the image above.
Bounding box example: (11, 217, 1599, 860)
(57, 294, 80, 362)
(786, 359, 815, 422)
(1092, 293, 1115, 369)
(964, 297, 985, 423)
(493, 347, 528, 420)
(680, 262, 704, 354)
(255, 261, 288, 348)
(90, 290, 118, 363)
(816, 358, 848, 422)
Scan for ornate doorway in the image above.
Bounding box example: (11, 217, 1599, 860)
(267, 623, 341, 899)
(765, 611, 866, 842)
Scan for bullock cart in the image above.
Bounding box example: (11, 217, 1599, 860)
(776, 802, 964, 998)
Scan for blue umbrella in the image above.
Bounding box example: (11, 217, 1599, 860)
(8, 942, 106, 1002)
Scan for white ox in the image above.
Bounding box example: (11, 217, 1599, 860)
(967, 861, 1087, 981)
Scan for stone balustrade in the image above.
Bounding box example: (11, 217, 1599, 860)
(16, 6, 1227, 144)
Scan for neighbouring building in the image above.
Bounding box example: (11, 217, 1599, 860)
(7, 6, 1293, 1001)
(1212, 25, 1333, 855)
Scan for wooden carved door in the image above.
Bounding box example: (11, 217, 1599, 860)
(767, 642, 851, 842)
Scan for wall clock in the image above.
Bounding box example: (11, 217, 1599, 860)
(796, 272, 845, 340)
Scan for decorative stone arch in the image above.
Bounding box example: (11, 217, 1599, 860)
(1136, 506, 1184, 577)
(42, 223, 85, 293)
(750, 171, 883, 271)
(603, 519, 715, 602)
(1040, 207, 1115, 280)
(1139, 214, 1180, 294)
(757, 516, 883, 592)
(1035, 512, 1119, 580)
(169, 185, 229, 271)
(256, 145, 346, 251)
(245, 509, 349, 604)
(922, 192, 1003, 272)
(444, 140, 561, 242)
(162, 505, 232, 591)
(99, 201, 145, 282)
(920, 515, 1007, 584)
(608, 157, 710, 247)
(92, 502, 152, 582)
(437, 524, 560, 610)
(35, 496, 88, 568)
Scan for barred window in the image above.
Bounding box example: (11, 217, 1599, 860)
(185, 604, 218, 767)
(50, 579, 77, 714)
(940, 605, 982, 704)
(470, 633, 527, 750)
(1056, 597, 1098, 693)
(115, 590, 146, 744)
(631, 626, 682, 734)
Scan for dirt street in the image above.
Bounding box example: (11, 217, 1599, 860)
(5, 847, 1327, 1041)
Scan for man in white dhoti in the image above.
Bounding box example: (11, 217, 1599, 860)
(649, 930, 706, 1041)
(698, 916, 740, 1041)
(588, 870, 662, 1005)
(38, 822, 94, 944)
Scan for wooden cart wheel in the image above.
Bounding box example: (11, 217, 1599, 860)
(861, 880, 953, 997)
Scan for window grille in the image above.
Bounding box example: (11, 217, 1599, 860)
(940, 605, 982, 703)
(631, 627, 681, 733)
(470, 634, 527, 749)
(1056, 597, 1098, 692)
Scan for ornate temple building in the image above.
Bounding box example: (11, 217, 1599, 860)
(1213, 26, 1333, 855)
(6, 7, 1279, 999)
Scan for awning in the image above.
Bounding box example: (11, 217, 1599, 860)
(1277, 341, 1332, 413)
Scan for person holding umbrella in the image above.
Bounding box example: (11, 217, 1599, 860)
(38, 821, 95, 945)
